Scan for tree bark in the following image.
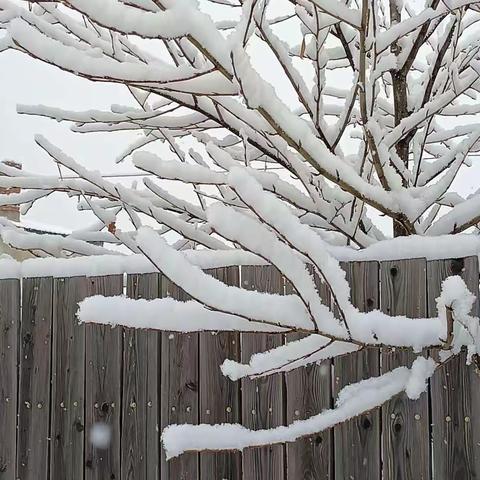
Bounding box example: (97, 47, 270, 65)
(390, 0, 411, 237)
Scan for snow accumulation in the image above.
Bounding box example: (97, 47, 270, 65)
(78, 272, 476, 352)
(78, 295, 287, 333)
(221, 336, 358, 380)
(161, 357, 436, 458)
(134, 228, 316, 331)
(15, 218, 71, 235)
(0, 249, 265, 280)
(0, 233, 479, 280)
(330, 234, 480, 262)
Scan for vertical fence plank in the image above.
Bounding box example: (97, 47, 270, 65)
(241, 266, 285, 480)
(0, 279, 19, 479)
(8, 260, 480, 480)
(334, 262, 380, 480)
(160, 278, 199, 480)
(50, 277, 88, 480)
(381, 259, 430, 480)
(465, 257, 480, 479)
(17, 277, 53, 480)
(200, 267, 241, 480)
(429, 257, 480, 479)
(285, 273, 332, 480)
(122, 273, 161, 480)
(85, 275, 123, 480)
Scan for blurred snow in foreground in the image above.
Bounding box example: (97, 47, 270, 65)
(90, 422, 111, 449)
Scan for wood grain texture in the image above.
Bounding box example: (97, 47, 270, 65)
(6, 261, 480, 480)
(123, 273, 161, 480)
(334, 262, 380, 480)
(160, 278, 199, 480)
(380, 259, 430, 480)
(285, 272, 332, 480)
(241, 266, 285, 480)
(199, 267, 241, 480)
(50, 277, 88, 480)
(84, 276, 123, 480)
(17, 277, 53, 480)
(0, 279, 19, 479)
(428, 257, 480, 480)
(464, 257, 480, 480)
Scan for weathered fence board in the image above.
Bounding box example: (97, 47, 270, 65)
(17, 277, 53, 480)
(84, 276, 123, 480)
(428, 257, 480, 480)
(381, 259, 430, 480)
(199, 267, 242, 480)
(285, 274, 332, 480)
(50, 277, 88, 480)
(0, 279, 19, 479)
(160, 278, 199, 480)
(334, 262, 381, 480)
(123, 273, 161, 480)
(241, 266, 285, 480)
(1, 258, 480, 480)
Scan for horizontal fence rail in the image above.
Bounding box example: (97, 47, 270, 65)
(0, 258, 479, 479)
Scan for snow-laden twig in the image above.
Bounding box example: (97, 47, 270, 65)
(161, 356, 437, 459)
(78, 229, 479, 352)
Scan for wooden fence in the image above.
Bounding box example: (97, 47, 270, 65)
(0, 257, 479, 480)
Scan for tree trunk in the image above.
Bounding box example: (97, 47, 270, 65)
(393, 220, 410, 237)
(390, 0, 412, 238)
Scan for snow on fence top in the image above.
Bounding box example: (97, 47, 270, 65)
(1, 233, 479, 280)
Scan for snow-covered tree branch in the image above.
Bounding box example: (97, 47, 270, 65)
(1, 0, 480, 458)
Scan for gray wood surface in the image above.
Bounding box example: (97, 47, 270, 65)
(84, 276, 123, 480)
(0, 279, 19, 479)
(285, 272, 332, 480)
(199, 267, 241, 480)
(50, 277, 88, 480)
(160, 278, 199, 480)
(380, 259, 430, 480)
(465, 257, 480, 480)
(17, 277, 53, 480)
(334, 262, 381, 480)
(428, 257, 480, 480)
(122, 273, 161, 480)
(6, 261, 480, 479)
(241, 266, 285, 480)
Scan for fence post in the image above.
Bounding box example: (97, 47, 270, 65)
(199, 267, 242, 480)
(50, 277, 88, 480)
(17, 277, 53, 480)
(380, 259, 430, 480)
(241, 266, 285, 480)
(334, 261, 381, 480)
(0, 278, 20, 479)
(428, 256, 480, 479)
(84, 275, 123, 480)
(122, 273, 161, 480)
(160, 277, 200, 480)
(285, 269, 333, 480)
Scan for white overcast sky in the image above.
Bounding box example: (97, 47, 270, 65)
(0, 1, 479, 235)
(0, 49, 140, 231)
